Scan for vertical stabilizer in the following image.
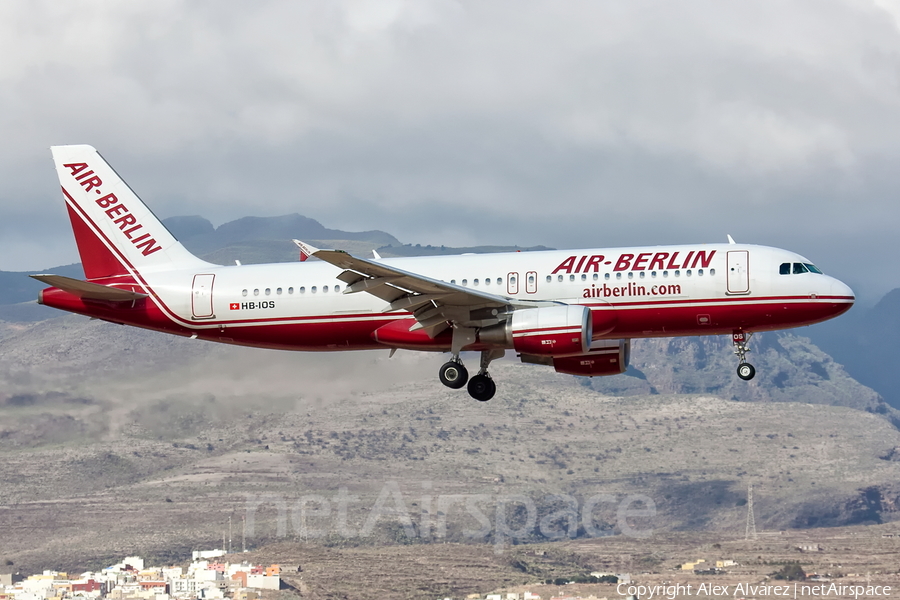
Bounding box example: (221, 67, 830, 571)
(50, 145, 210, 280)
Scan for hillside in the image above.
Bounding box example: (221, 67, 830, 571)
(1, 315, 900, 574)
(590, 334, 893, 418)
(166, 214, 401, 256)
(810, 288, 900, 410)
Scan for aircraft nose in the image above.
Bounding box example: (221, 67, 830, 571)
(831, 277, 855, 303)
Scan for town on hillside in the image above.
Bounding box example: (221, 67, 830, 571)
(0, 552, 625, 600)
(0, 552, 280, 600)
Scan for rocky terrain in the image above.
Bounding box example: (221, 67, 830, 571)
(1, 312, 899, 576)
(810, 288, 900, 410)
(2, 212, 899, 592)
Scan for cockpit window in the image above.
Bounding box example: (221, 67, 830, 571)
(804, 263, 823, 274)
(781, 262, 823, 275)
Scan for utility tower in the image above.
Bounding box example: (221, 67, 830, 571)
(745, 484, 757, 540)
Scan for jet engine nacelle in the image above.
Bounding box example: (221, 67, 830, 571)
(479, 305, 592, 356)
(552, 339, 631, 376)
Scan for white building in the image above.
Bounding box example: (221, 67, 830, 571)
(245, 575, 278, 591)
(192, 551, 225, 561)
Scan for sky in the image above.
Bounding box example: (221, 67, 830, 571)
(1, 0, 899, 303)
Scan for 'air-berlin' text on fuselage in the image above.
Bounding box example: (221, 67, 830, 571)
(63, 162, 162, 256)
(551, 250, 716, 274)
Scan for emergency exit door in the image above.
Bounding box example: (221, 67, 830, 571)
(507, 272, 519, 295)
(726, 251, 750, 294)
(191, 274, 216, 319)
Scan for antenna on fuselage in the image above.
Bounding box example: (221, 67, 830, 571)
(727, 234, 737, 244)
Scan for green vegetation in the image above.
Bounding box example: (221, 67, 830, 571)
(770, 562, 807, 581)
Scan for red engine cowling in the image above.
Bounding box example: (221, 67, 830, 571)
(479, 305, 592, 357)
(552, 339, 630, 376)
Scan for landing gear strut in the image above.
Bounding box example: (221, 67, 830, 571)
(733, 330, 756, 381)
(438, 349, 504, 400)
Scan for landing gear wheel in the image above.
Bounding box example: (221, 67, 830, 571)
(467, 374, 496, 401)
(737, 363, 756, 381)
(439, 361, 469, 389)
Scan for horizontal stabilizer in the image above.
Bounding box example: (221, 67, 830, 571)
(30, 274, 148, 302)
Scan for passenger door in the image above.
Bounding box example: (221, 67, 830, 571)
(726, 251, 750, 294)
(191, 274, 216, 319)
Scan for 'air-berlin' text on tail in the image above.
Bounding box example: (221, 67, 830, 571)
(51, 145, 209, 280)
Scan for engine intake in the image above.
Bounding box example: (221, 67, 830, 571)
(479, 305, 592, 357)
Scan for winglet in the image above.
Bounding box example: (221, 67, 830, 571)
(293, 239, 320, 262)
(372, 249, 382, 260)
(727, 234, 737, 244)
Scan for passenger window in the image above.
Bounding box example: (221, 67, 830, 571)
(674, 270, 680, 277)
(604, 273, 610, 280)
(311, 286, 317, 294)
(616, 273, 622, 280)
(639, 272, 646, 279)
(710, 268, 716, 276)
(558, 275, 564, 282)
(323, 285, 329, 293)
(593, 273, 599, 281)
(473, 279, 479, 286)
(276, 287, 283, 295)
(288, 287, 294, 294)
(528, 275, 535, 283)
(462, 279, 468, 286)
(265, 288, 271, 296)
(663, 271, 669, 277)
(627, 272, 633, 279)
(253, 289, 260, 296)
(242, 289, 248, 297)
(496, 278, 502, 285)
(793, 263, 809, 274)
(485, 278, 491, 285)
(581, 274, 587, 281)
(546, 275, 552, 283)
(451, 279, 456, 284)
(651, 271, 657, 278)
(698, 269, 704, 276)
(299, 286, 305, 294)
(686, 270, 691, 277)
(334, 285, 340, 292)
(780, 263, 791, 275)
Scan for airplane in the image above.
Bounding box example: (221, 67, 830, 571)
(32, 145, 855, 401)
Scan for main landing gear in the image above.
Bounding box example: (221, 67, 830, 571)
(438, 358, 468, 389)
(439, 350, 504, 401)
(733, 330, 756, 381)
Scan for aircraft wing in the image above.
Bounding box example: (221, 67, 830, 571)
(30, 274, 149, 302)
(294, 240, 521, 337)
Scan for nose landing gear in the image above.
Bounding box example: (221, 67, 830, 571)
(438, 349, 504, 400)
(733, 330, 756, 381)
